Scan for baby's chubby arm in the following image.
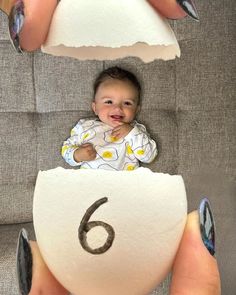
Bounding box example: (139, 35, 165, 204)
(124, 123, 157, 163)
(61, 121, 96, 166)
(73, 143, 96, 163)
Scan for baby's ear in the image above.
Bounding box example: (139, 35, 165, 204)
(92, 101, 97, 114)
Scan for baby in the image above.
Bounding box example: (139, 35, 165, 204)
(61, 66, 157, 170)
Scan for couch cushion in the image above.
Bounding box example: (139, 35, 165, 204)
(0, 113, 37, 224)
(34, 52, 104, 113)
(176, 39, 235, 111)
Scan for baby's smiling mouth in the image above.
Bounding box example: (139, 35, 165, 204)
(110, 115, 124, 121)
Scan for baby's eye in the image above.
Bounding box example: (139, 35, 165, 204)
(104, 100, 113, 104)
(124, 101, 133, 106)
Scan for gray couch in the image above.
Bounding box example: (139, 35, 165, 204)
(0, 0, 235, 294)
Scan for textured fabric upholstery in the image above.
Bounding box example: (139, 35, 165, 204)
(0, 0, 235, 293)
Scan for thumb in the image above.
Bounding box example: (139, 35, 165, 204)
(81, 143, 92, 147)
(170, 199, 221, 295)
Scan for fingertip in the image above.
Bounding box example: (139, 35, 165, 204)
(19, 0, 58, 51)
(183, 209, 216, 260)
(170, 206, 220, 295)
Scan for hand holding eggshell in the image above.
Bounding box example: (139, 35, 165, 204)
(0, 0, 57, 52)
(19, 201, 220, 295)
(1, 0, 198, 56)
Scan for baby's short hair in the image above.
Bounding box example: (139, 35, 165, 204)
(93, 66, 141, 104)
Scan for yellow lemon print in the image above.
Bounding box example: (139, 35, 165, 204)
(61, 145, 69, 155)
(137, 149, 145, 156)
(126, 165, 135, 171)
(83, 133, 89, 140)
(126, 144, 133, 155)
(110, 136, 118, 142)
(104, 131, 124, 144)
(62, 144, 78, 155)
(102, 151, 113, 159)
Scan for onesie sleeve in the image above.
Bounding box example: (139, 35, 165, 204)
(61, 120, 84, 166)
(124, 122, 157, 163)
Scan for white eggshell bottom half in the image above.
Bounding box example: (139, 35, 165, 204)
(33, 167, 187, 295)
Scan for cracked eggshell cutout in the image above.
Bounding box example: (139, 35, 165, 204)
(41, 0, 180, 62)
(33, 167, 187, 295)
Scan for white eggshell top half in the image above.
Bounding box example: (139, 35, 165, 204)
(33, 167, 187, 295)
(41, 0, 180, 61)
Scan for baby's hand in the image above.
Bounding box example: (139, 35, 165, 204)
(73, 143, 97, 162)
(111, 123, 133, 140)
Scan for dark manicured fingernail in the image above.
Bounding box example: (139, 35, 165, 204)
(199, 198, 216, 256)
(16, 228, 32, 295)
(177, 0, 199, 21)
(8, 0, 25, 53)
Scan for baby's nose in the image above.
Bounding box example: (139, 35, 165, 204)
(113, 103, 123, 111)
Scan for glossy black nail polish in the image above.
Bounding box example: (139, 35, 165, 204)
(8, 0, 25, 53)
(199, 198, 216, 256)
(177, 0, 199, 21)
(16, 228, 32, 295)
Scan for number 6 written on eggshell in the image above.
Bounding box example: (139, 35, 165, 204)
(78, 197, 115, 254)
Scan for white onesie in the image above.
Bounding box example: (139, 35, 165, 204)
(61, 119, 157, 171)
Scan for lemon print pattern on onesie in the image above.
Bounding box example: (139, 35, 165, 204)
(82, 133, 89, 140)
(61, 119, 157, 170)
(124, 162, 137, 171)
(97, 147, 119, 162)
(137, 149, 145, 156)
(125, 143, 136, 161)
(80, 128, 96, 142)
(102, 151, 113, 159)
(104, 130, 124, 145)
(126, 144, 133, 155)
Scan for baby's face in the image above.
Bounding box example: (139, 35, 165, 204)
(92, 79, 140, 127)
